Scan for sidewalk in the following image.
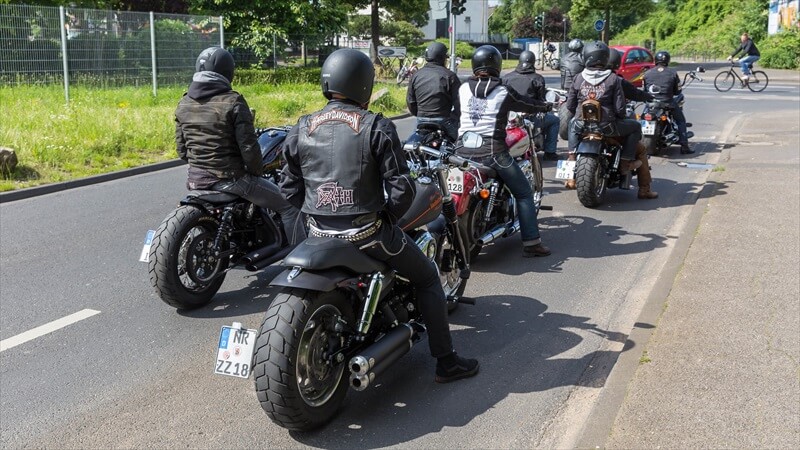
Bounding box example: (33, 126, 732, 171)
(601, 109, 800, 447)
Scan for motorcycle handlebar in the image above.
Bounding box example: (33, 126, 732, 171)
(409, 143, 492, 172)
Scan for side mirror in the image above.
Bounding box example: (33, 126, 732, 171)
(461, 132, 484, 149)
(545, 90, 561, 103)
(696, 66, 705, 73)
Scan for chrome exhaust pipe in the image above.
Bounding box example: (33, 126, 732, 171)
(477, 224, 507, 246)
(348, 323, 417, 391)
(503, 220, 520, 237)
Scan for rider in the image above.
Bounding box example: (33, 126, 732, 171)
(456, 45, 552, 257)
(642, 50, 694, 155)
(608, 49, 659, 199)
(280, 48, 479, 383)
(560, 38, 585, 91)
(406, 42, 461, 142)
(566, 41, 643, 174)
(502, 50, 560, 161)
(727, 32, 760, 81)
(174, 46, 305, 244)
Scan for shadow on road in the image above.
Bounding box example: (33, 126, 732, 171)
(287, 294, 634, 447)
(177, 265, 285, 319)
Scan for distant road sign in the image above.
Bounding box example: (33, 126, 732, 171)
(594, 19, 605, 32)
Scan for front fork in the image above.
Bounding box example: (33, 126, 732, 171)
(434, 169, 470, 276)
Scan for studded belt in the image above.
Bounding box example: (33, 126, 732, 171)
(309, 219, 383, 242)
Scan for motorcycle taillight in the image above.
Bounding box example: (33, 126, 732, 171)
(644, 113, 653, 121)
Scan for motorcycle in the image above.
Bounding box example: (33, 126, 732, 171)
(639, 67, 704, 155)
(146, 127, 294, 309)
(247, 141, 474, 431)
(455, 130, 549, 260)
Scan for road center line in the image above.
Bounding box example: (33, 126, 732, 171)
(0, 309, 101, 352)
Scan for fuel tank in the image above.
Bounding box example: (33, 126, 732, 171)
(398, 178, 443, 231)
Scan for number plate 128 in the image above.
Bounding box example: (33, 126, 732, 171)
(447, 168, 464, 193)
(214, 326, 257, 379)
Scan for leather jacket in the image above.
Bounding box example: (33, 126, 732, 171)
(642, 65, 681, 101)
(175, 78, 261, 181)
(502, 67, 546, 101)
(281, 100, 415, 224)
(560, 51, 585, 91)
(566, 70, 627, 123)
(406, 61, 461, 120)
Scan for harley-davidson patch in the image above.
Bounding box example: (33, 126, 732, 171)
(315, 182, 354, 212)
(309, 109, 361, 133)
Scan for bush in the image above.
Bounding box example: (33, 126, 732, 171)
(433, 38, 475, 59)
(759, 30, 800, 69)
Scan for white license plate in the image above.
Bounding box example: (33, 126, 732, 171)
(640, 120, 656, 135)
(139, 230, 155, 263)
(555, 160, 576, 179)
(447, 168, 464, 193)
(214, 324, 257, 379)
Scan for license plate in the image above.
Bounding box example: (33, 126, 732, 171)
(139, 230, 155, 263)
(447, 168, 464, 193)
(214, 323, 257, 379)
(555, 160, 576, 179)
(640, 120, 656, 135)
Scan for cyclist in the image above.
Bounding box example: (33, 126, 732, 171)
(727, 32, 760, 81)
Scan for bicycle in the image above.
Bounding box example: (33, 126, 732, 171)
(540, 50, 560, 70)
(714, 61, 769, 92)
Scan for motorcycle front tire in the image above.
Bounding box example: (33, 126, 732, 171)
(148, 205, 227, 309)
(575, 155, 607, 208)
(253, 288, 354, 431)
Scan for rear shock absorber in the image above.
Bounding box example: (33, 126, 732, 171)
(212, 205, 235, 254)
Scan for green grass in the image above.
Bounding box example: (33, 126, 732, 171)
(639, 351, 652, 364)
(712, 165, 726, 172)
(0, 81, 409, 191)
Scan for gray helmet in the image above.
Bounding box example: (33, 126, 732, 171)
(654, 50, 670, 66)
(471, 45, 502, 77)
(607, 49, 622, 71)
(425, 42, 448, 64)
(196, 46, 234, 82)
(321, 48, 375, 105)
(568, 38, 584, 52)
(582, 40, 609, 69)
(517, 50, 536, 70)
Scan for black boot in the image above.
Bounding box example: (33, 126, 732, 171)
(435, 352, 479, 383)
(680, 144, 695, 154)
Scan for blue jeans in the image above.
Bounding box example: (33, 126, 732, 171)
(212, 173, 306, 245)
(538, 112, 560, 153)
(472, 151, 542, 246)
(740, 55, 759, 75)
(416, 116, 459, 142)
(670, 95, 689, 145)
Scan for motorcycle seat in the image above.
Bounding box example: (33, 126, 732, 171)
(186, 190, 241, 204)
(417, 122, 447, 133)
(476, 165, 497, 179)
(284, 237, 389, 274)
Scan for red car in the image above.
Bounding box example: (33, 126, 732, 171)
(610, 45, 655, 87)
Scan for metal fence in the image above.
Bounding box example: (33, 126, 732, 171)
(0, 3, 222, 100)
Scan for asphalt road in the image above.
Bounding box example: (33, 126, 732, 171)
(1, 74, 797, 448)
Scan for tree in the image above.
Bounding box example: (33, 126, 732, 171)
(569, 0, 654, 42)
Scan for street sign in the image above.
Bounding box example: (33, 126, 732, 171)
(377, 46, 406, 58)
(594, 19, 605, 32)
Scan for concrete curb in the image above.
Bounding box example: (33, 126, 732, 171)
(0, 113, 415, 204)
(573, 113, 745, 449)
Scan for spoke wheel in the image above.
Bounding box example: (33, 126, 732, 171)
(714, 71, 735, 92)
(747, 70, 768, 92)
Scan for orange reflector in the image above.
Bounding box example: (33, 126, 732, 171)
(479, 189, 490, 199)
(660, 115, 668, 121)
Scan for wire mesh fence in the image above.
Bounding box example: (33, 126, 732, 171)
(0, 3, 222, 92)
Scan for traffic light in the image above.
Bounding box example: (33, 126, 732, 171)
(534, 14, 543, 30)
(451, 0, 466, 15)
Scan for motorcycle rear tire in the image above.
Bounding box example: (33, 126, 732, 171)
(642, 122, 661, 155)
(148, 205, 227, 309)
(576, 155, 606, 208)
(558, 103, 572, 141)
(253, 288, 353, 431)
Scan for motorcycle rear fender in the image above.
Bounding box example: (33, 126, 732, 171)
(577, 139, 604, 155)
(270, 267, 353, 292)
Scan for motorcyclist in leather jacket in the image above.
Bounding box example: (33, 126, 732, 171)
(502, 50, 560, 161)
(280, 48, 479, 383)
(642, 50, 693, 154)
(566, 41, 643, 174)
(560, 38, 585, 91)
(175, 46, 305, 244)
(608, 49, 659, 199)
(456, 45, 552, 258)
(406, 42, 461, 142)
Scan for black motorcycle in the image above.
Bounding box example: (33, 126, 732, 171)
(250, 142, 474, 431)
(147, 127, 293, 309)
(639, 67, 703, 155)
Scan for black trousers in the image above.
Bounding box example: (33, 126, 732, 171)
(359, 223, 454, 358)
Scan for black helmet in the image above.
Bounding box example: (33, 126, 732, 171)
(425, 42, 448, 64)
(321, 48, 375, 105)
(654, 50, 670, 66)
(568, 38, 584, 52)
(517, 50, 536, 70)
(196, 46, 235, 82)
(471, 45, 502, 77)
(607, 49, 622, 71)
(582, 41, 610, 69)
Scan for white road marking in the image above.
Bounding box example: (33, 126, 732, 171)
(0, 309, 101, 352)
